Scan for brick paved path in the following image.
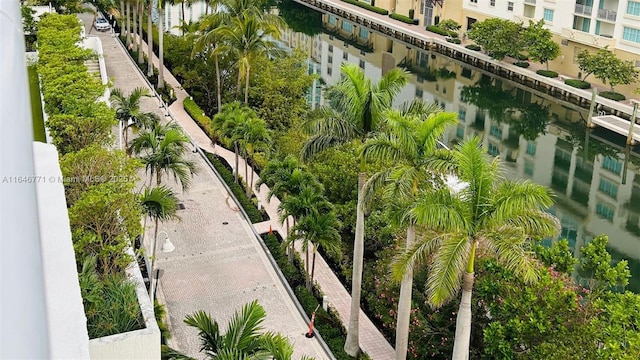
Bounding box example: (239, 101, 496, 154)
(79, 12, 332, 359)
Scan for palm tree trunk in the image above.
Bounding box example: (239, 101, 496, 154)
(149, 217, 159, 302)
(452, 241, 477, 360)
(344, 172, 366, 357)
(310, 244, 318, 291)
(236, 71, 242, 97)
(120, 1, 125, 36)
(286, 218, 294, 263)
(244, 66, 250, 105)
(305, 244, 311, 290)
(181, 1, 185, 28)
(146, 2, 153, 77)
(214, 53, 221, 113)
(234, 142, 239, 183)
(244, 150, 249, 194)
(137, 1, 143, 64)
(132, 1, 137, 51)
(158, 3, 165, 89)
(395, 225, 415, 360)
(126, 0, 131, 46)
(249, 161, 255, 197)
(157, 171, 162, 186)
(204, 0, 209, 14)
(123, 119, 129, 149)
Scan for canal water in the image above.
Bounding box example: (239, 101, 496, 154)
(161, 1, 640, 292)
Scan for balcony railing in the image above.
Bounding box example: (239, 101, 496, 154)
(561, 27, 617, 48)
(597, 8, 617, 21)
(575, 4, 592, 15)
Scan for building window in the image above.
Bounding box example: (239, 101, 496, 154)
(341, 20, 353, 32)
(328, 44, 333, 52)
(343, 52, 348, 60)
(329, 15, 337, 25)
(543, 8, 554, 21)
(627, 1, 640, 16)
(623, 27, 640, 44)
(359, 59, 365, 69)
(415, 88, 423, 98)
(602, 156, 622, 174)
(417, 74, 424, 83)
(596, 202, 615, 220)
(490, 0, 495, 6)
(524, 159, 534, 176)
(599, 178, 619, 199)
(488, 143, 500, 156)
(359, 28, 369, 39)
(443, 86, 447, 94)
(456, 125, 465, 139)
(507, 1, 514, 11)
(328, 56, 333, 64)
(470, 0, 477, 3)
(327, 66, 332, 76)
(435, 84, 439, 91)
(526, 141, 536, 155)
(490, 124, 503, 138)
(458, 107, 467, 120)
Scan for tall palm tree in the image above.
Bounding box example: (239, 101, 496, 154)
(110, 87, 158, 151)
(181, 300, 296, 359)
(131, 122, 197, 190)
(146, 0, 153, 77)
(256, 156, 323, 263)
(137, 0, 144, 64)
(194, 13, 227, 113)
(214, 14, 282, 105)
(392, 136, 560, 360)
(157, 0, 166, 89)
(360, 107, 458, 360)
(140, 185, 180, 303)
(301, 63, 408, 357)
(131, 0, 138, 51)
(213, 102, 257, 183)
(236, 116, 271, 196)
(126, 0, 132, 46)
(287, 209, 341, 291)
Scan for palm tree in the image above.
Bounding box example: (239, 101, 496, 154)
(301, 62, 408, 357)
(391, 136, 560, 360)
(181, 300, 296, 359)
(214, 14, 282, 105)
(110, 87, 159, 151)
(256, 156, 323, 263)
(131, 0, 138, 51)
(360, 107, 458, 360)
(140, 185, 180, 303)
(137, 0, 144, 64)
(157, 0, 166, 89)
(146, 0, 153, 77)
(212, 102, 257, 183)
(287, 209, 341, 291)
(131, 122, 197, 190)
(194, 13, 227, 113)
(236, 116, 271, 196)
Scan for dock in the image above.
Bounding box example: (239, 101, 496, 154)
(590, 115, 640, 145)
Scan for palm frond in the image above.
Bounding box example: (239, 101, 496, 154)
(484, 226, 540, 284)
(184, 310, 220, 356)
(223, 300, 266, 351)
(427, 234, 472, 308)
(408, 189, 470, 232)
(390, 232, 445, 281)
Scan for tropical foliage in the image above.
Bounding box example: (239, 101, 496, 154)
(576, 47, 640, 91)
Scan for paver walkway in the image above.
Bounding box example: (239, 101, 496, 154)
(80, 12, 331, 360)
(118, 23, 397, 360)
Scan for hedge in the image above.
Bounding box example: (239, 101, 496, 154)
(565, 79, 591, 89)
(204, 152, 266, 223)
(389, 13, 416, 25)
(536, 69, 558, 78)
(183, 98, 213, 137)
(341, 0, 388, 15)
(600, 91, 626, 101)
(513, 53, 529, 61)
(425, 25, 458, 38)
(513, 61, 530, 68)
(465, 44, 481, 51)
(261, 233, 371, 360)
(446, 38, 462, 44)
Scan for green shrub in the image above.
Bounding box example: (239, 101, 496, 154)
(408, 8, 414, 18)
(390, 13, 415, 25)
(204, 152, 265, 223)
(513, 61, 530, 68)
(184, 97, 213, 137)
(565, 79, 591, 89)
(341, 0, 388, 15)
(426, 25, 458, 38)
(513, 53, 529, 61)
(465, 44, 481, 51)
(536, 69, 558, 78)
(600, 91, 626, 101)
(446, 37, 462, 44)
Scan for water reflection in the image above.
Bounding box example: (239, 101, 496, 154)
(160, 1, 640, 292)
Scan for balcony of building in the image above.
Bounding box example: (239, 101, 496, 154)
(596, 0, 618, 22)
(575, 2, 594, 16)
(524, 0, 536, 4)
(561, 26, 617, 48)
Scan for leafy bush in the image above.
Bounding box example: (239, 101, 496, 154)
(446, 38, 462, 44)
(536, 69, 558, 78)
(204, 152, 265, 223)
(390, 13, 415, 25)
(341, 0, 388, 15)
(513, 53, 529, 61)
(426, 25, 458, 38)
(565, 79, 591, 89)
(513, 61, 530, 68)
(465, 44, 481, 51)
(183, 97, 213, 137)
(599, 91, 626, 101)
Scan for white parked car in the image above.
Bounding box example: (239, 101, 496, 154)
(94, 17, 111, 32)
